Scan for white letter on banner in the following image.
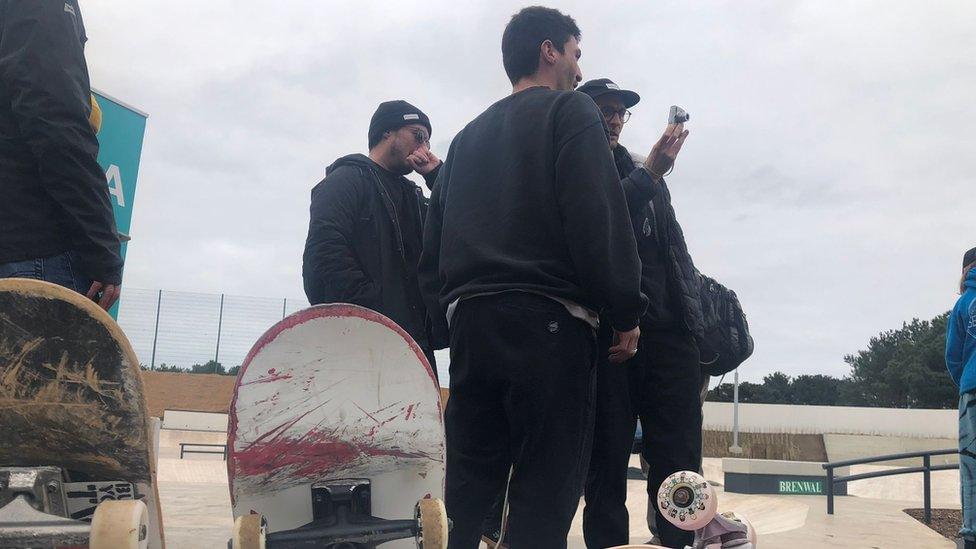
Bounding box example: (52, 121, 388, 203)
(105, 164, 126, 207)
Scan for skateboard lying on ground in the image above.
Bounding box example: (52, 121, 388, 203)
(227, 304, 448, 549)
(611, 470, 756, 549)
(0, 278, 165, 548)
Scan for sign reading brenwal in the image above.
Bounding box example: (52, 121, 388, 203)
(778, 479, 824, 494)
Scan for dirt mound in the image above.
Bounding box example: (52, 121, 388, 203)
(141, 371, 235, 417)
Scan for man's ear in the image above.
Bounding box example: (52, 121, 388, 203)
(540, 39, 556, 65)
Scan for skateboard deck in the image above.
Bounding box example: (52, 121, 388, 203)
(0, 278, 164, 548)
(228, 304, 445, 548)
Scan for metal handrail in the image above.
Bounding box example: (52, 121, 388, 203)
(822, 448, 959, 524)
(179, 442, 228, 460)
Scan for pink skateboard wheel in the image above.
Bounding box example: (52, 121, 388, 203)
(657, 470, 718, 531)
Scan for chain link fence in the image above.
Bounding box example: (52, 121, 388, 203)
(117, 288, 309, 371)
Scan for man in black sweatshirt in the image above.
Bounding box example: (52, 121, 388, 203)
(419, 8, 646, 548)
(578, 78, 700, 549)
(302, 100, 445, 371)
(0, 0, 122, 310)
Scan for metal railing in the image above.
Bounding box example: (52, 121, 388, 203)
(179, 442, 228, 460)
(822, 448, 959, 523)
(117, 288, 309, 371)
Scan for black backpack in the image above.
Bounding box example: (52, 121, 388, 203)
(697, 273, 754, 376)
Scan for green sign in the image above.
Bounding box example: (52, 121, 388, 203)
(92, 89, 148, 265)
(778, 480, 824, 494)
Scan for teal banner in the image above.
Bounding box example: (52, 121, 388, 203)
(92, 89, 147, 263)
(92, 90, 147, 318)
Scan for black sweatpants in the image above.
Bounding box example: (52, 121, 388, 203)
(582, 326, 702, 549)
(444, 293, 597, 549)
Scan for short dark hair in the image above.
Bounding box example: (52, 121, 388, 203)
(501, 6, 581, 85)
(368, 131, 386, 151)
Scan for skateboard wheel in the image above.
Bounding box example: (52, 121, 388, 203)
(656, 470, 718, 531)
(232, 514, 267, 549)
(415, 498, 448, 549)
(89, 499, 150, 549)
(721, 511, 757, 546)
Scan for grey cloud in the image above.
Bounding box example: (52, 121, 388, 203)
(82, 0, 975, 382)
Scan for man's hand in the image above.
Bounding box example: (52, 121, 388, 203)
(406, 149, 441, 176)
(643, 122, 689, 178)
(86, 281, 120, 311)
(608, 326, 641, 363)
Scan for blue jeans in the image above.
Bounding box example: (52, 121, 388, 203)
(0, 251, 92, 295)
(961, 391, 976, 541)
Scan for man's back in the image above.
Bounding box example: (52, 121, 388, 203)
(425, 86, 644, 330)
(0, 0, 122, 288)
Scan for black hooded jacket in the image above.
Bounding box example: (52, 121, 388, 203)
(615, 143, 704, 338)
(302, 153, 445, 351)
(0, 0, 122, 283)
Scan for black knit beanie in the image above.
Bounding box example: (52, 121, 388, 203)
(368, 100, 432, 148)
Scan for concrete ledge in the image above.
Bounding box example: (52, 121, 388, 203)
(823, 434, 958, 466)
(723, 458, 848, 476)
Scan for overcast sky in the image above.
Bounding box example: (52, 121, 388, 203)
(83, 0, 975, 383)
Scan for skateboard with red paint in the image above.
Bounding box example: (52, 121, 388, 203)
(227, 304, 448, 549)
(610, 471, 757, 549)
(0, 278, 165, 548)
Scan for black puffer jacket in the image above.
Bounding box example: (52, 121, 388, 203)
(302, 154, 446, 351)
(615, 144, 704, 338)
(0, 0, 122, 283)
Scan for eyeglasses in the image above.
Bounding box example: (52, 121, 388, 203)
(600, 107, 631, 123)
(409, 129, 430, 148)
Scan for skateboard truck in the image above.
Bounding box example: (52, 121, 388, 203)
(0, 466, 90, 546)
(231, 479, 449, 549)
(0, 466, 151, 549)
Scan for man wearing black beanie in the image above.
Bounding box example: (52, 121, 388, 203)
(302, 100, 445, 372)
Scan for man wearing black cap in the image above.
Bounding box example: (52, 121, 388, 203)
(577, 78, 702, 549)
(302, 100, 444, 370)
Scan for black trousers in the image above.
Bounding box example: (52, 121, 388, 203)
(582, 326, 702, 549)
(444, 293, 597, 549)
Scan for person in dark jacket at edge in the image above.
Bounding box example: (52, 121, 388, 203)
(302, 100, 445, 374)
(577, 78, 702, 549)
(418, 7, 648, 549)
(0, 0, 122, 310)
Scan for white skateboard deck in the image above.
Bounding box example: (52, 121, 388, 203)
(228, 304, 445, 547)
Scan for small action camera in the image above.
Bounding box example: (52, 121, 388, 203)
(669, 105, 690, 124)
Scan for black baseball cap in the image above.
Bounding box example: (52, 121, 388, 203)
(577, 78, 640, 108)
(964, 247, 976, 269)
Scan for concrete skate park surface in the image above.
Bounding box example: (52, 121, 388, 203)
(155, 428, 957, 548)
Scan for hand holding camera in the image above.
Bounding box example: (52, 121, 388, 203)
(643, 106, 690, 179)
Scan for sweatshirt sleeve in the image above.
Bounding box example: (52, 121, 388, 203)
(620, 167, 663, 205)
(419, 163, 450, 349)
(947, 304, 966, 387)
(0, 1, 122, 283)
(553, 94, 648, 331)
(420, 161, 442, 192)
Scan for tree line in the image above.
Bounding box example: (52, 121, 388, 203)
(707, 312, 957, 409)
(141, 359, 239, 376)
